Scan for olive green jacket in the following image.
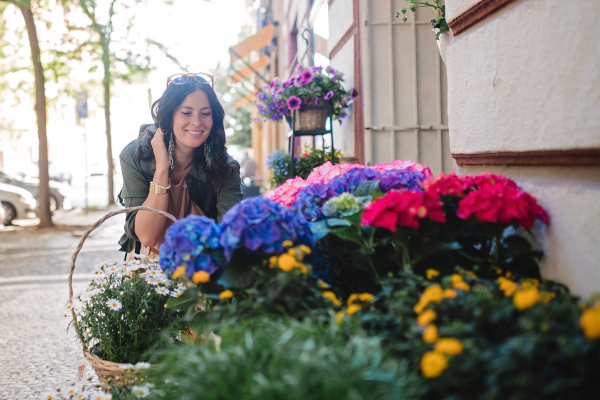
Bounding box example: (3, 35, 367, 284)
(117, 132, 243, 253)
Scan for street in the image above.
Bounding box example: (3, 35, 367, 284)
(0, 205, 125, 399)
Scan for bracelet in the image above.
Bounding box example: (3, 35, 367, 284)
(149, 181, 170, 194)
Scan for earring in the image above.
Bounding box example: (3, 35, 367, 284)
(168, 131, 175, 170)
(204, 137, 213, 168)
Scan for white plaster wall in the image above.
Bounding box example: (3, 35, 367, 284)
(327, 0, 353, 54)
(456, 165, 600, 298)
(445, 0, 480, 23)
(447, 0, 600, 154)
(331, 41, 355, 158)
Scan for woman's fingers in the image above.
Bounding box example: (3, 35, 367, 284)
(151, 128, 170, 171)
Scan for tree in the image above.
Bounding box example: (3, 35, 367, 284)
(0, 0, 53, 227)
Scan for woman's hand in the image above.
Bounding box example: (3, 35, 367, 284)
(151, 128, 170, 172)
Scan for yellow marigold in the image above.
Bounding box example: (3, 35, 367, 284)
(594, 299, 600, 309)
(192, 270, 210, 284)
(513, 287, 540, 310)
(322, 291, 341, 306)
(219, 290, 234, 299)
(542, 292, 555, 304)
(277, 254, 296, 272)
(414, 298, 428, 314)
(318, 279, 330, 289)
(297, 263, 308, 274)
(417, 309, 437, 327)
(298, 244, 312, 255)
(453, 281, 471, 292)
(497, 277, 517, 297)
(521, 279, 539, 290)
(442, 289, 457, 299)
(348, 293, 375, 305)
(435, 338, 463, 355)
(171, 266, 186, 279)
(580, 308, 600, 340)
(269, 256, 277, 269)
(426, 269, 440, 279)
(423, 324, 438, 343)
(346, 304, 362, 315)
(450, 274, 464, 284)
(423, 285, 443, 303)
(282, 240, 293, 248)
(420, 351, 449, 378)
(336, 311, 345, 325)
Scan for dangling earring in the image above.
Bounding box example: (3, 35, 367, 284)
(204, 137, 213, 168)
(168, 131, 175, 171)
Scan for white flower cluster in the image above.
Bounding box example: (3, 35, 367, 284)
(139, 263, 186, 298)
(43, 382, 112, 400)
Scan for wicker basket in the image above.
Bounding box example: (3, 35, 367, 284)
(67, 206, 177, 390)
(287, 103, 331, 132)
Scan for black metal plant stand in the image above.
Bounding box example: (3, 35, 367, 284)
(288, 103, 335, 177)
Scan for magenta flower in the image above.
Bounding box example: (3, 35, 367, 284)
(286, 95, 302, 110)
(300, 69, 314, 84)
(324, 91, 334, 100)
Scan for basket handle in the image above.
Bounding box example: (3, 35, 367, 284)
(67, 206, 177, 303)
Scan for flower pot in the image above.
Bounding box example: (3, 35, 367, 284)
(437, 31, 450, 65)
(286, 102, 330, 132)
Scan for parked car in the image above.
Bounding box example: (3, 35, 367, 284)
(0, 182, 37, 225)
(0, 171, 71, 211)
(0, 202, 5, 228)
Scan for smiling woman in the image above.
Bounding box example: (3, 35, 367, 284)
(117, 73, 244, 259)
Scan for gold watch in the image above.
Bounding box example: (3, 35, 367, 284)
(149, 182, 169, 194)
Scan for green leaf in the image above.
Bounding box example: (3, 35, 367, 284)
(310, 220, 331, 241)
(217, 266, 257, 289)
(166, 288, 198, 311)
(330, 226, 363, 245)
(326, 218, 352, 227)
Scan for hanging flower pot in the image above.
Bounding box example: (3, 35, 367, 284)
(437, 31, 450, 65)
(285, 102, 331, 131)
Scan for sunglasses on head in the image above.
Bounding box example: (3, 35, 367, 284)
(166, 72, 214, 88)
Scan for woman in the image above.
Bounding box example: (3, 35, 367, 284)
(118, 73, 243, 257)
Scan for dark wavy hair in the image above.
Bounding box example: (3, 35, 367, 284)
(138, 75, 235, 190)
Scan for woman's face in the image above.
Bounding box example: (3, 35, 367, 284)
(172, 89, 213, 152)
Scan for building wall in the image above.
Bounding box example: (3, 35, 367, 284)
(446, 0, 600, 297)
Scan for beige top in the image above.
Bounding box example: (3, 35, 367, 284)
(157, 176, 205, 246)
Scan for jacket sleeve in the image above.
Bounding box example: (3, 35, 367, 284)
(215, 159, 244, 222)
(118, 140, 151, 250)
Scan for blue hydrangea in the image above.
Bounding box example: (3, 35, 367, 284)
(158, 215, 223, 279)
(292, 181, 344, 221)
(219, 197, 314, 261)
(378, 168, 426, 193)
(327, 167, 382, 193)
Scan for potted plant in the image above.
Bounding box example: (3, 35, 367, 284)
(265, 146, 343, 189)
(254, 65, 358, 129)
(68, 258, 189, 388)
(396, 0, 450, 63)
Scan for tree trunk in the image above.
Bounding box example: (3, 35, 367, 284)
(20, 3, 53, 227)
(101, 36, 115, 205)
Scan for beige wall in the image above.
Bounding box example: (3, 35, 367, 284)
(447, 0, 600, 297)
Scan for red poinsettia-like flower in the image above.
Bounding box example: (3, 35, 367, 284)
(456, 183, 549, 228)
(361, 190, 446, 230)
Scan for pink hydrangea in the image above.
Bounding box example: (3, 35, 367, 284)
(264, 176, 309, 207)
(306, 161, 366, 184)
(373, 159, 432, 177)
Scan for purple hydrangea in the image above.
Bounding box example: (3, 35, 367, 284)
(328, 167, 382, 193)
(378, 169, 427, 193)
(158, 215, 223, 279)
(219, 197, 314, 261)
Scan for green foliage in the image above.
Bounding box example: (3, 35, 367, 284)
(147, 316, 407, 400)
(396, 0, 448, 40)
(70, 260, 188, 364)
(266, 145, 342, 188)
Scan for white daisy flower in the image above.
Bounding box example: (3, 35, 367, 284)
(89, 391, 107, 400)
(119, 363, 136, 370)
(145, 277, 158, 286)
(154, 286, 168, 295)
(135, 361, 151, 369)
(106, 298, 122, 311)
(131, 385, 150, 398)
